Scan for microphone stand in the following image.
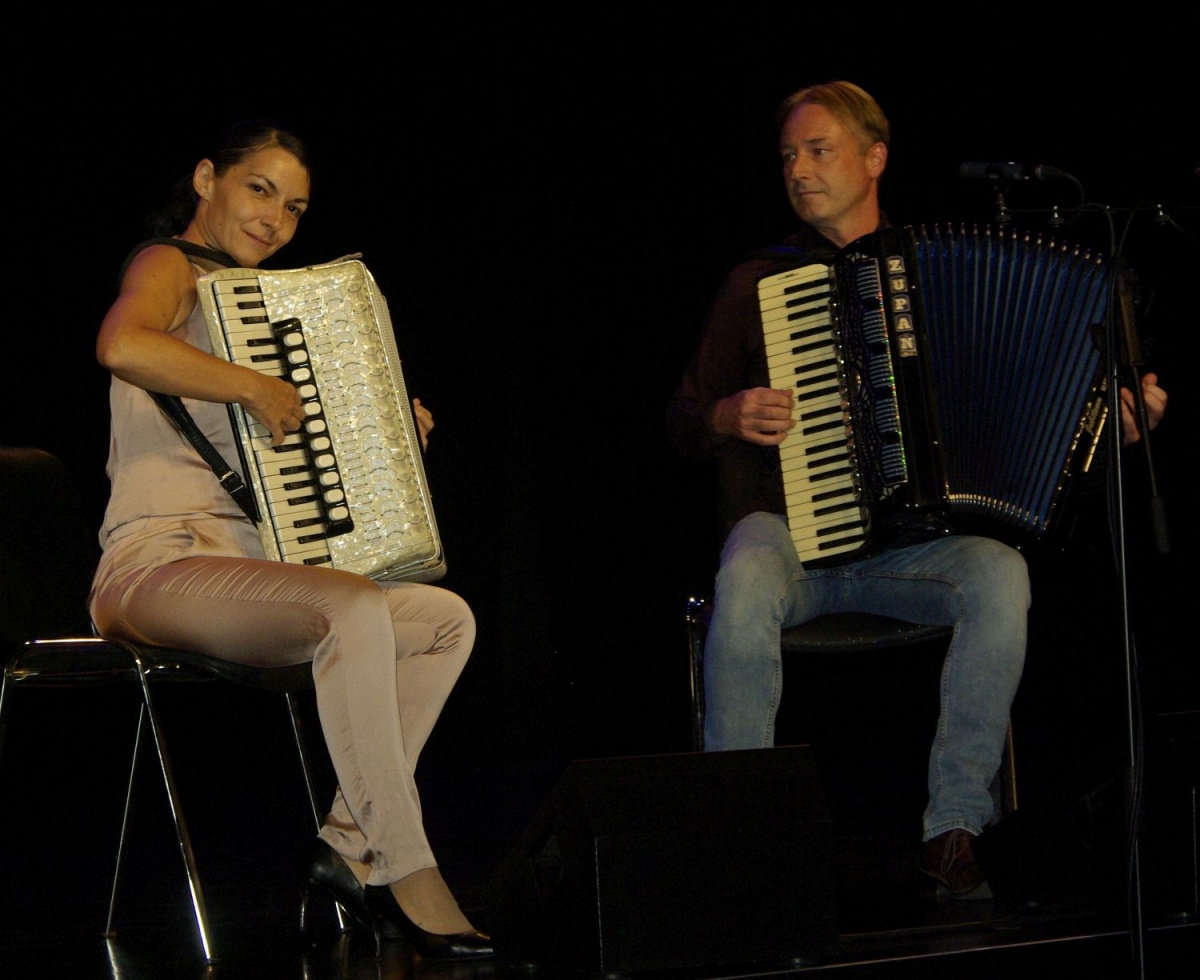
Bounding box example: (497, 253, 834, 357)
(989, 182, 1012, 226)
(962, 172, 1184, 975)
(1114, 266, 1170, 555)
(1105, 258, 1170, 980)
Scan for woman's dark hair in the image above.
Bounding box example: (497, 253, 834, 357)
(147, 119, 311, 237)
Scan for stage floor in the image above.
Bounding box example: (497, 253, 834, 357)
(1, 829, 1194, 980)
(2, 684, 1195, 980)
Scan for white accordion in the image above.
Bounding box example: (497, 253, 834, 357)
(196, 257, 445, 582)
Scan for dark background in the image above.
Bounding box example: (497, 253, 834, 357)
(6, 25, 1197, 879)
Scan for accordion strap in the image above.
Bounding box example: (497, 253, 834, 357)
(122, 236, 261, 524)
(149, 391, 260, 524)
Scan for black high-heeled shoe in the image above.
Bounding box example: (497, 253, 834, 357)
(363, 883, 494, 960)
(300, 837, 377, 935)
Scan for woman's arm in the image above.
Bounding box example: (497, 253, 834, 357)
(97, 244, 304, 445)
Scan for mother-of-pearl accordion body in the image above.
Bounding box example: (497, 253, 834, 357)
(196, 257, 445, 582)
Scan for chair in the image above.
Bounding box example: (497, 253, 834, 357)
(0, 446, 338, 964)
(685, 595, 1018, 818)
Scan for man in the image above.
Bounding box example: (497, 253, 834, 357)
(665, 80, 1167, 899)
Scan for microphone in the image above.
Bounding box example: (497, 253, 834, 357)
(959, 161, 1067, 181)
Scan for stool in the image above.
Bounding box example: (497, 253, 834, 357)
(684, 595, 1018, 818)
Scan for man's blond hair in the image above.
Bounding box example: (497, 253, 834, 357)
(777, 80, 890, 151)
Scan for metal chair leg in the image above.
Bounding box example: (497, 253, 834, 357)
(1001, 721, 1019, 815)
(286, 691, 348, 933)
(136, 670, 217, 963)
(686, 596, 709, 752)
(286, 692, 323, 831)
(106, 703, 145, 938)
(0, 663, 14, 760)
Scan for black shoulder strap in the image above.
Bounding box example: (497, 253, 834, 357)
(119, 236, 239, 285)
(149, 390, 260, 523)
(124, 237, 260, 524)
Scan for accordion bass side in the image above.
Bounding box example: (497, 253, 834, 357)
(196, 257, 445, 582)
(759, 224, 1112, 566)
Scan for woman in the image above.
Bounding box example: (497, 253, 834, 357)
(88, 120, 492, 959)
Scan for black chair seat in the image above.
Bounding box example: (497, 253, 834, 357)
(779, 613, 952, 653)
(158, 646, 315, 692)
(6, 639, 315, 690)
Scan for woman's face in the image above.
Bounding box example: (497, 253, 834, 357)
(192, 146, 310, 268)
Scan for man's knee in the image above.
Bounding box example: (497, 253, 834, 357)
(715, 531, 795, 599)
(978, 539, 1030, 603)
(955, 537, 1031, 619)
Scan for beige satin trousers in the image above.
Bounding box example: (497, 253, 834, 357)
(90, 553, 474, 886)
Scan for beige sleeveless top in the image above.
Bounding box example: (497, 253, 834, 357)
(90, 276, 266, 605)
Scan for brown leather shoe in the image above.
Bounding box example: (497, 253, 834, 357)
(918, 828, 993, 899)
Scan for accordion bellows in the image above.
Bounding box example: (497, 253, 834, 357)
(759, 224, 1111, 566)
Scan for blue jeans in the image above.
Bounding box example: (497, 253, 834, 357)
(703, 512, 1030, 840)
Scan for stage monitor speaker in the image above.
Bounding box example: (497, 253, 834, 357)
(487, 747, 837, 977)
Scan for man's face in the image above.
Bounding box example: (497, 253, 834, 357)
(779, 102, 886, 246)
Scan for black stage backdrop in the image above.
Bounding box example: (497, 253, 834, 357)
(7, 25, 1196, 855)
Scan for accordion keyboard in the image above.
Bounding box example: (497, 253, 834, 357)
(211, 277, 353, 567)
(759, 263, 868, 564)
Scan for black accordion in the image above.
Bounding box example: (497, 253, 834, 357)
(758, 224, 1112, 566)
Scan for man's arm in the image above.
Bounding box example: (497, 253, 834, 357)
(666, 262, 777, 459)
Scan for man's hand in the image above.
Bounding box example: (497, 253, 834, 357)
(710, 387, 796, 445)
(1121, 372, 1167, 445)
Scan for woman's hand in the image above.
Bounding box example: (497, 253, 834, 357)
(243, 373, 306, 446)
(412, 398, 434, 452)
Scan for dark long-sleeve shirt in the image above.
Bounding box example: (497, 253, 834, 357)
(666, 224, 841, 543)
